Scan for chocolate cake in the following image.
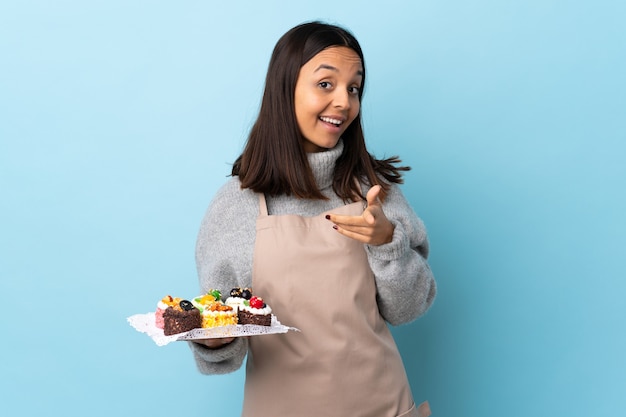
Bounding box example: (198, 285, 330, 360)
(163, 300, 202, 335)
(237, 296, 272, 326)
(238, 309, 272, 326)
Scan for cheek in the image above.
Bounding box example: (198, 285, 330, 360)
(294, 98, 310, 126)
(295, 89, 313, 110)
(349, 100, 361, 121)
(305, 94, 325, 110)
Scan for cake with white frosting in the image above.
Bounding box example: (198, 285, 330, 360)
(226, 287, 272, 326)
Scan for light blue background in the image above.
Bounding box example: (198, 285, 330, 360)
(1, 1, 624, 416)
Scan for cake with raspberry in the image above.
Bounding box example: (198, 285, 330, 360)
(163, 299, 202, 336)
(238, 296, 272, 326)
(225, 287, 272, 326)
(192, 290, 237, 328)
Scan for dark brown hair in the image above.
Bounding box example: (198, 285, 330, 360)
(232, 21, 409, 201)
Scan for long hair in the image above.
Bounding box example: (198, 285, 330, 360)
(232, 21, 409, 201)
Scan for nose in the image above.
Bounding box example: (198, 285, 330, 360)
(332, 88, 351, 110)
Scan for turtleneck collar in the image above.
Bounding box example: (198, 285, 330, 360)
(306, 139, 344, 190)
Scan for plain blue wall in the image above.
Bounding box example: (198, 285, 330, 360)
(1, 1, 624, 416)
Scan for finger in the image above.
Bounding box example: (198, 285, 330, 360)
(334, 222, 373, 236)
(325, 213, 368, 227)
(333, 224, 372, 244)
(334, 220, 393, 245)
(327, 207, 380, 227)
(366, 185, 382, 208)
(195, 337, 235, 349)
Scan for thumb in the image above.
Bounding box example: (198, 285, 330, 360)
(366, 185, 382, 208)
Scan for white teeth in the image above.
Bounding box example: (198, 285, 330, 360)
(320, 116, 342, 126)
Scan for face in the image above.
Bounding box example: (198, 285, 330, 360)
(294, 46, 363, 153)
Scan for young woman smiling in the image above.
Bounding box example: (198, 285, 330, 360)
(190, 21, 436, 417)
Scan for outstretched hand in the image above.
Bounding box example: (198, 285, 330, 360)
(325, 185, 395, 245)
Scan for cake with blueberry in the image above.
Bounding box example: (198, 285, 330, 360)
(225, 287, 252, 310)
(163, 299, 202, 336)
(192, 289, 238, 328)
(226, 288, 272, 326)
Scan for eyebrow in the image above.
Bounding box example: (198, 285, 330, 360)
(314, 64, 363, 77)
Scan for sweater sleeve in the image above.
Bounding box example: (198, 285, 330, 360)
(365, 184, 436, 325)
(188, 178, 257, 374)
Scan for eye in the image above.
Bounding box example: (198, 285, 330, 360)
(318, 81, 332, 89)
(348, 86, 361, 95)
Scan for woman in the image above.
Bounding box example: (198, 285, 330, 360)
(190, 21, 436, 417)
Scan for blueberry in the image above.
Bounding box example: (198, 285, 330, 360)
(179, 300, 194, 311)
(241, 289, 252, 300)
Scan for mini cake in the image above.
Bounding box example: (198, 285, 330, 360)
(155, 295, 181, 329)
(238, 296, 272, 326)
(192, 290, 237, 328)
(224, 287, 252, 310)
(163, 299, 202, 336)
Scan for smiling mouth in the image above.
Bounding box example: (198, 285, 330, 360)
(319, 116, 343, 127)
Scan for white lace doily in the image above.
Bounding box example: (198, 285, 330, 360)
(127, 312, 299, 346)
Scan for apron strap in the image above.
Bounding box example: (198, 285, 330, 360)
(417, 401, 431, 417)
(258, 193, 269, 216)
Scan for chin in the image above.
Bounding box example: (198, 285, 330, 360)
(323, 138, 341, 149)
(319, 142, 340, 152)
(305, 138, 341, 153)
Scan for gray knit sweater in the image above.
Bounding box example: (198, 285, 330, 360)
(189, 140, 436, 374)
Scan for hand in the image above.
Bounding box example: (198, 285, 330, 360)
(325, 185, 395, 245)
(194, 337, 236, 349)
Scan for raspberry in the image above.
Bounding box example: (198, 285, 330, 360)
(249, 296, 264, 309)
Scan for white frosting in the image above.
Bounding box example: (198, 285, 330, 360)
(157, 301, 169, 310)
(226, 297, 272, 315)
(240, 304, 272, 315)
(225, 297, 246, 308)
